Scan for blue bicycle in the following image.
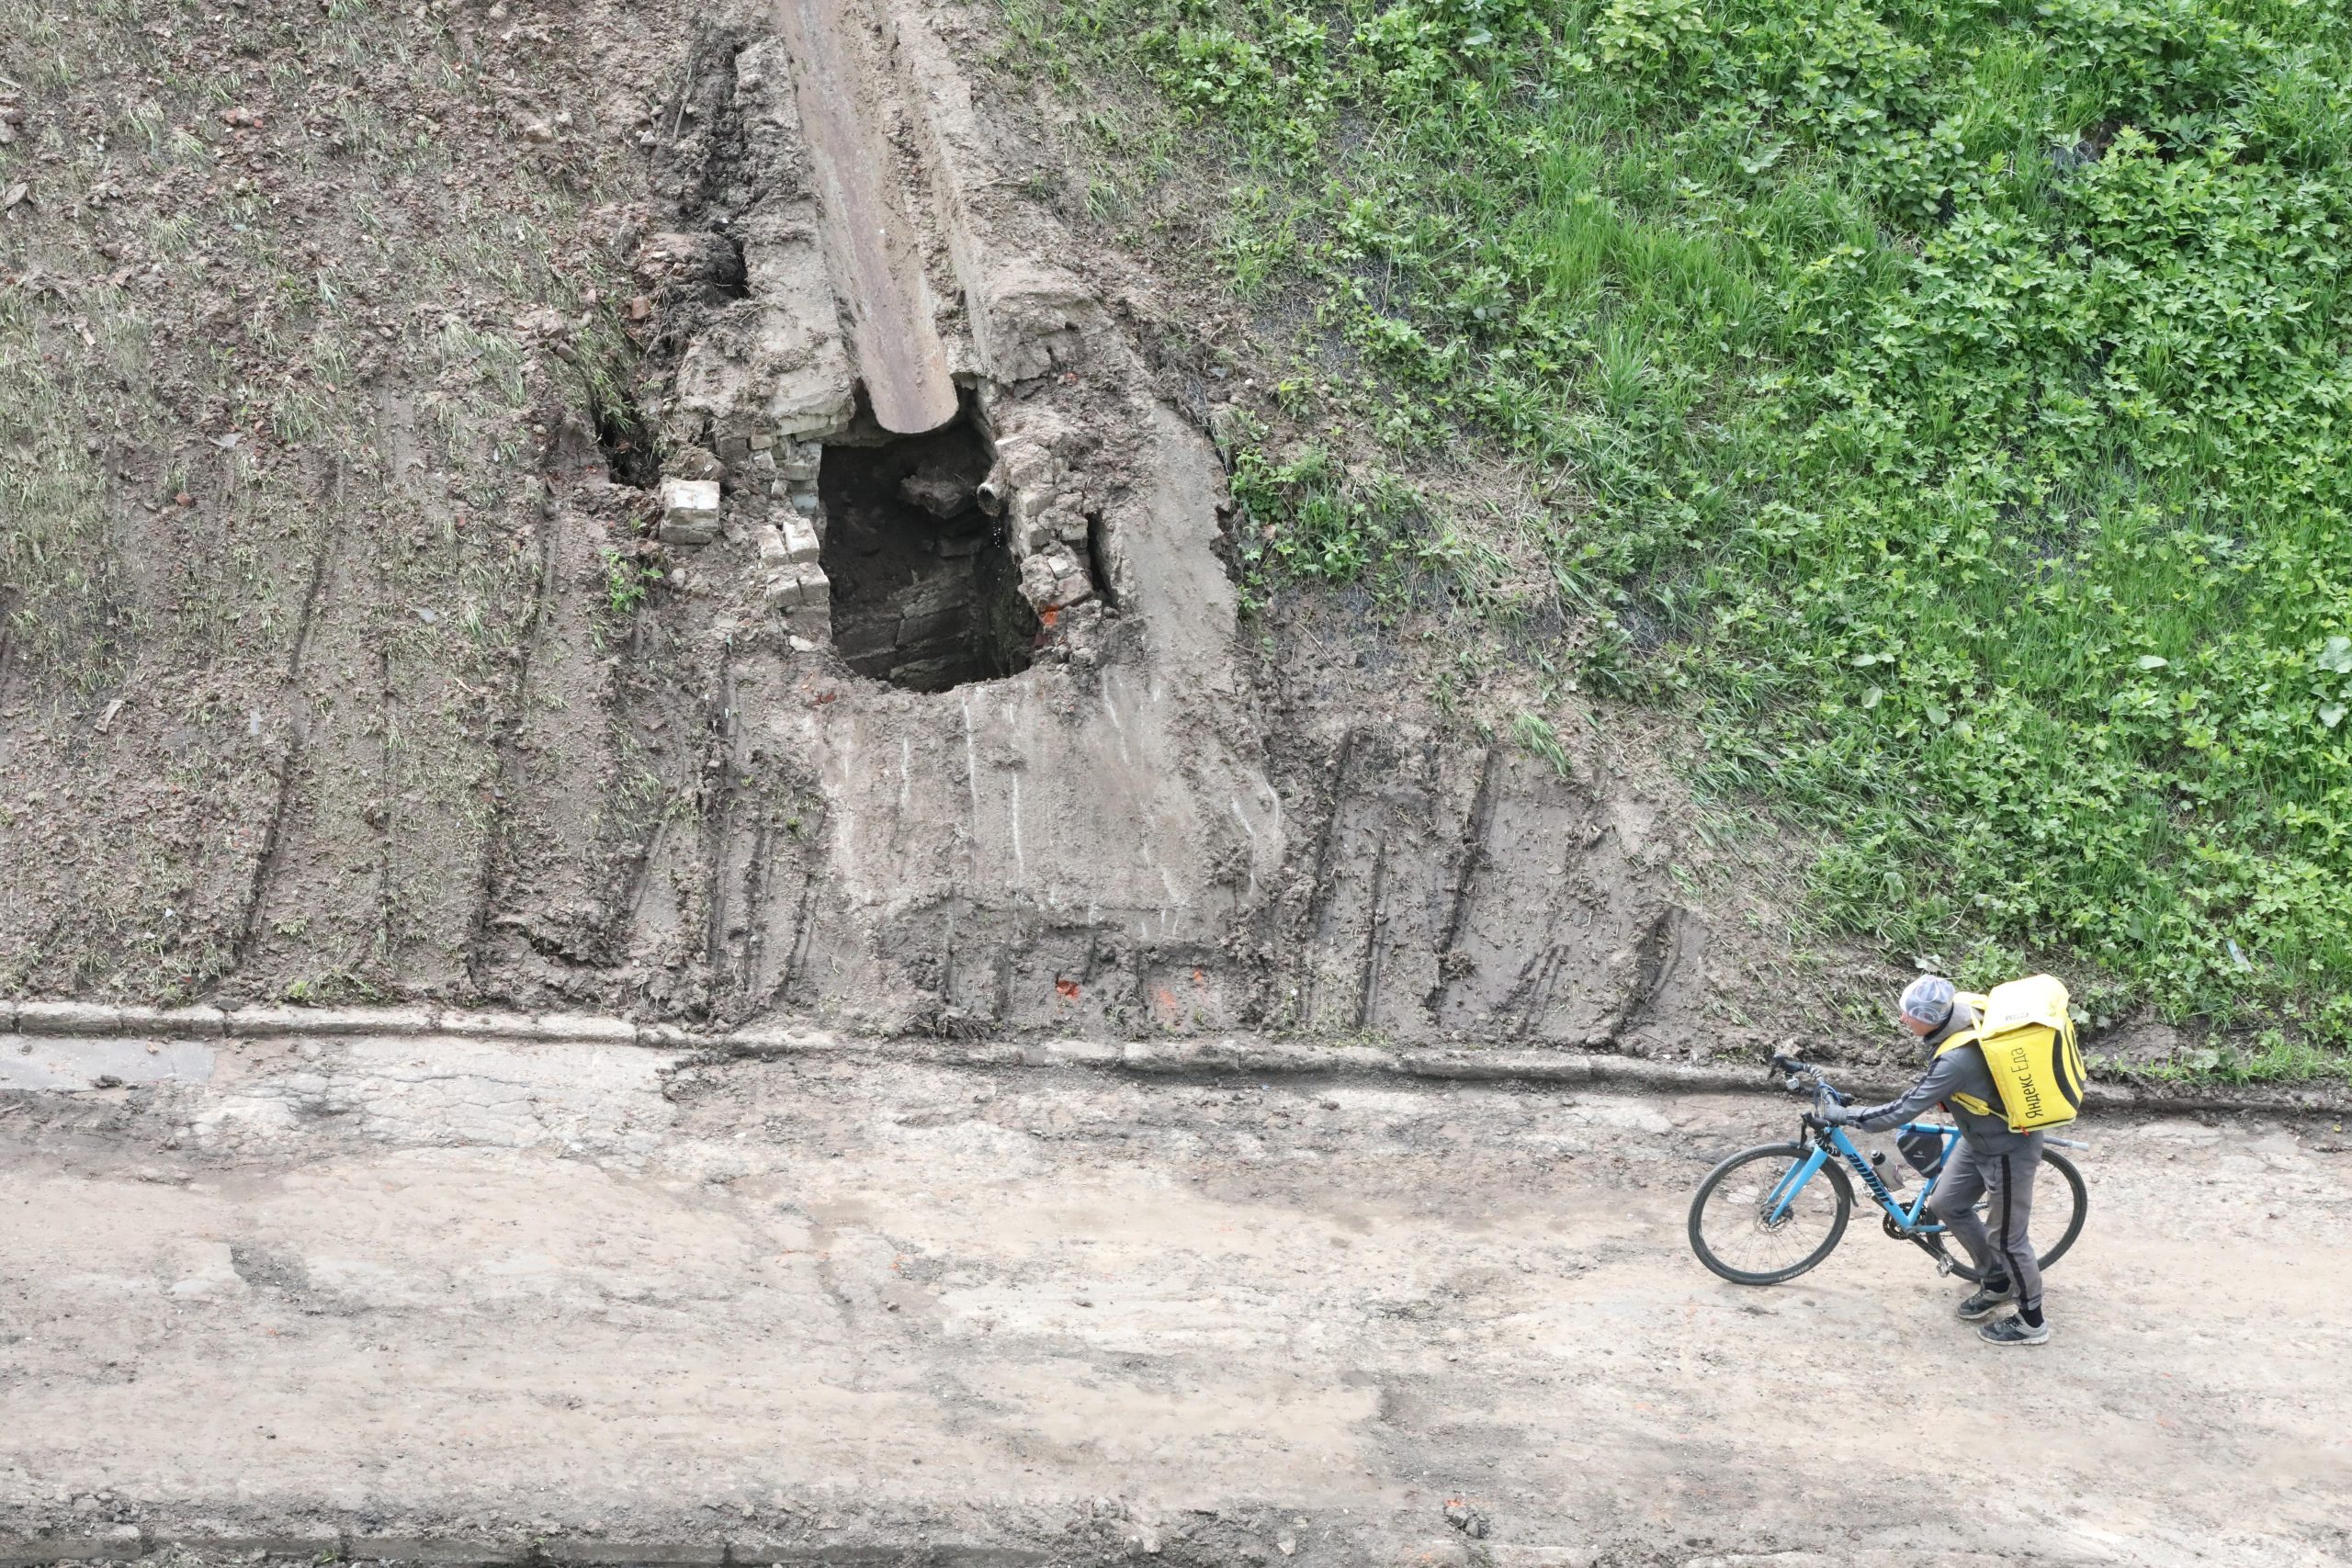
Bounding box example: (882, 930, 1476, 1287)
(1687, 1053, 2088, 1286)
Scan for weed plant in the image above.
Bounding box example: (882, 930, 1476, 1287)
(1011, 0, 2352, 1054)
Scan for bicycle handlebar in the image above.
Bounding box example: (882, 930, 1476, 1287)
(1767, 1053, 1853, 1123)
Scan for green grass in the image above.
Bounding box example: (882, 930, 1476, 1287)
(1009, 0, 2352, 1057)
(2136, 1029, 2352, 1087)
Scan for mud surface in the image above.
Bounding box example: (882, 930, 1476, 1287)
(5, 1032, 2347, 1566)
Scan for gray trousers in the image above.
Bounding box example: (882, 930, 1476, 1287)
(1929, 1132, 2044, 1315)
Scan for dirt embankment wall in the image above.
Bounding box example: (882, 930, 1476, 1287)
(1, 0, 1815, 1060)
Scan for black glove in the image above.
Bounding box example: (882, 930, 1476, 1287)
(1805, 1106, 1854, 1133)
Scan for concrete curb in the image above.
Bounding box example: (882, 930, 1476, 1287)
(14, 1001, 125, 1037)
(719, 1032, 2346, 1114)
(3, 999, 2342, 1117)
(0, 1537, 1065, 1567)
(0, 1541, 145, 1566)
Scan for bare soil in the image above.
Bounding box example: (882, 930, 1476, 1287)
(0, 0, 700, 1004)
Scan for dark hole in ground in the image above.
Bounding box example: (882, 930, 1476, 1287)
(594, 396, 662, 489)
(707, 224, 749, 302)
(587, 351, 661, 489)
(1083, 510, 1117, 608)
(820, 413, 1038, 693)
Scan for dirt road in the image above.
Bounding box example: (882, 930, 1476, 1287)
(3, 1029, 2346, 1566)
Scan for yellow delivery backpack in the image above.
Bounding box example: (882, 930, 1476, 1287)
(1939, 976, 2086, 1133)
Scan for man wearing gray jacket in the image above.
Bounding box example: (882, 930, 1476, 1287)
(1818, 975, 2050, 1346)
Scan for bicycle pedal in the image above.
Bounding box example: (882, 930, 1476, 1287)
(1935, 1253, 1955, 1277)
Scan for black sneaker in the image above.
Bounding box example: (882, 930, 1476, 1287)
(1955, 1284, 2014, 1322)
(1979, 1315, 2051, 1347)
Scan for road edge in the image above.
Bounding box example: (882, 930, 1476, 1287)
(2, 998, 2341, 1117)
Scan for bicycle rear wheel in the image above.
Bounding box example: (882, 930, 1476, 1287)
(1688, 1142, 1854, 1285)
(1924, 1147, 2088, 1281)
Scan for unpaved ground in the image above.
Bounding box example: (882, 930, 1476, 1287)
(0, 0, 1874, 1065)
(4, 1030, 2346, 1566)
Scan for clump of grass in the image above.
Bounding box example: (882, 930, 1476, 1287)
(1512, 711, 1572, 779)
(1013, 0, 2352, 1054)
(2140, 1031, 2352, 1088)
(600, 547, 651, 616)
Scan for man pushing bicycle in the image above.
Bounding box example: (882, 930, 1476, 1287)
(1687, 975, 2086, 1315)
(1815, 976, 2053, 1347)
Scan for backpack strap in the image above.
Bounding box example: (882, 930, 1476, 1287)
(1934, 1026, 2000, 1121)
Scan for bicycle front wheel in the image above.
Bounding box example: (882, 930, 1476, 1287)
(1924, 1146, 2089, 1281)
(1688, 1142, 1854, 1285)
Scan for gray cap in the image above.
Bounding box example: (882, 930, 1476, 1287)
(1900, 975, 1956, 1029)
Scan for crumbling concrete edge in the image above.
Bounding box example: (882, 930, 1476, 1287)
(0, 1503, 1468, 1568)
(0, 1536, 1059, 1567)
(2, 1000, 642, 1045)
(2, 998, 2339, 1116)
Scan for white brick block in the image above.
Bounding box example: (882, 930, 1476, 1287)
(779, 516, 820, 565)
(658, 478, 722, 545)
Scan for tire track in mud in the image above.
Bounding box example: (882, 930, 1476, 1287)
(611, 698, 678, 965)
(1294, 725, 1359, 1026)
(1357, 830, 1390, 1030)
(231, 404, 422, 994)
(1428, 742, 1504, 1015)
(769, 770, 835, 1012)
(710, 652, 830, 1019)
(0, 587, 17, 705)
(727, 751, 796, 1021)
(461, 443, 560, 994)
(1272, 724, 1689, 1044)
(370, 529, 398, 969)
(740, 816, 775, 1008)
(232, 457, 343, 976)
(697, 640, 739, 997)
(1612, 906, 1694, 1041)
(607, 617, 709, 983)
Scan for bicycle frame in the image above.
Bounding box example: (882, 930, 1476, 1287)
(1762, 1120, 1961, 1244)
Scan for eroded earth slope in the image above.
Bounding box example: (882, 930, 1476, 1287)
(1, 0, 1784, 1053)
